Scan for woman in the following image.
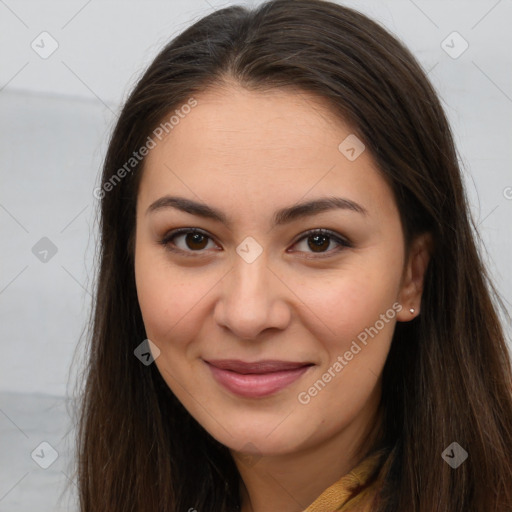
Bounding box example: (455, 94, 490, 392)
(73, 0, 512, 510)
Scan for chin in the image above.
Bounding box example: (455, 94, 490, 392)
(202, 411, 314, 456)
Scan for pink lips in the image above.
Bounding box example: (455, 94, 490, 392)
(205, 359, 313, 398)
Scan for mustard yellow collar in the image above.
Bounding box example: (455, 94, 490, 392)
(303, 447, 389, 512)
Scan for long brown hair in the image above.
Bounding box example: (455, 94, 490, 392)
(70, 0, 512, 510)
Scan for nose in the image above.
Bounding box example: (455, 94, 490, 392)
(213, 253, 291, 340)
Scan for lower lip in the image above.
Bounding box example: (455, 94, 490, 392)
(206, 362, 312, 398)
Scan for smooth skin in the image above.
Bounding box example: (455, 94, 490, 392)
(134, 82, 432, 512)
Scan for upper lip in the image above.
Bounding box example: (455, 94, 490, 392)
(205, 359, 313, 374)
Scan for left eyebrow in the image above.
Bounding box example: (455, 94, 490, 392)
(146, 195, 368, 228)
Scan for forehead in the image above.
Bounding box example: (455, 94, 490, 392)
(138, 84, 398, 222)
(158, 84, 349, 158)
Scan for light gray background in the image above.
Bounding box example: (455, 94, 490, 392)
(1, 0, 511, 510)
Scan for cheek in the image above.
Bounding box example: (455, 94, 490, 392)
(296, 274, 397, 426)
(135, 245, 195, 344)
(297, 264, 400, 349)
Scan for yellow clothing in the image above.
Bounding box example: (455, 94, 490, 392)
(303, 447, 389, 512)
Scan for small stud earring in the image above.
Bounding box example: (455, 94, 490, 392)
(409, 308, 415, 314)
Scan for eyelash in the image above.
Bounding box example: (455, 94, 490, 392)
(158, 227, 352, 259)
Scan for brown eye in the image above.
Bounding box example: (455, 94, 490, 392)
(184, 232, 209, 250)
(307, 233, 331, 252)
(160, 228, 351, 258)
(160, 228, 217, 255)
(292, 229, 351, 256)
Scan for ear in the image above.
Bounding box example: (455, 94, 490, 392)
(396, 232, 433, 322)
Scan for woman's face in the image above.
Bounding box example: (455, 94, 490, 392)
(134, 84, 427, 460)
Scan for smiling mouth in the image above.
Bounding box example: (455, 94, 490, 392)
(204, 359, 314, 398)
